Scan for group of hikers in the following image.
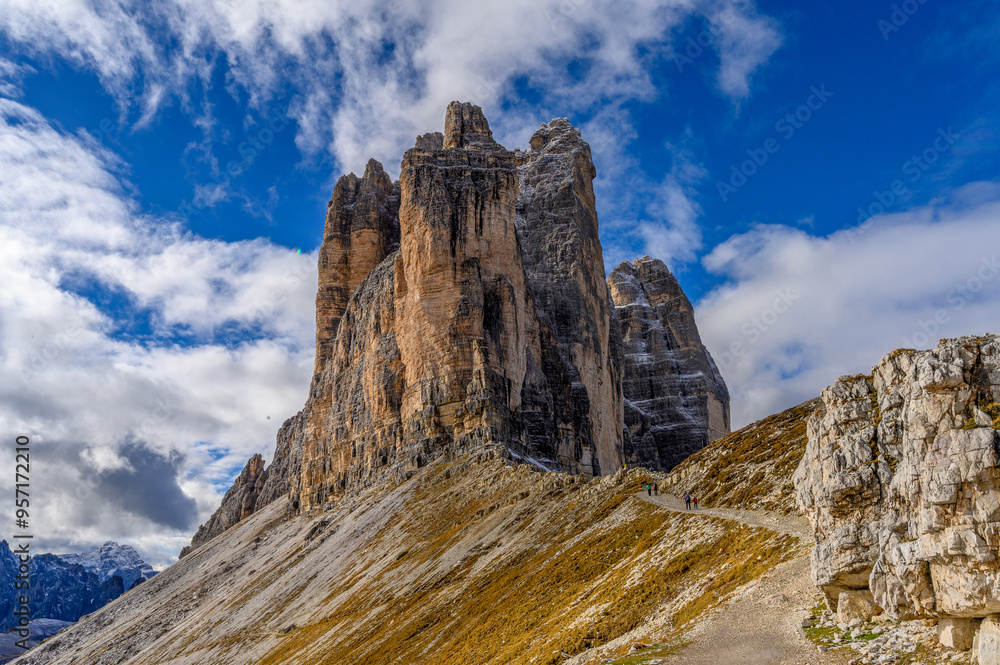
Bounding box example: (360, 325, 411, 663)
(628, 459, 701, 510)
(643, 482, 699, 509)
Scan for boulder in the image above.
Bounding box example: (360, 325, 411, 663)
(937, 617, 978, 651)
(837, 589, 880, 624)
(977, 615, 1000, 664)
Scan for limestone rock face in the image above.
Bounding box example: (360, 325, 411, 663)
(837, 589, 880, 624)
(181, 454, 268, 556)
(976, 615, 1000, 663)
(936, 618, 978, 651)
(184, 102, 728, 550)
(795, 334, 1000, 619)
(515, 117, 625, 475)
(314, 158, 400, 373)
(610, 257, 730, 470)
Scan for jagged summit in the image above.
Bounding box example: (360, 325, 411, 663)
(610, 256, 730, 469)
(442, 101, 498, 149)
(183, 102, 729, 554)
(57, 542, 156, 589)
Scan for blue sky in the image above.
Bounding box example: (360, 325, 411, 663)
(1, 0, 998, 566)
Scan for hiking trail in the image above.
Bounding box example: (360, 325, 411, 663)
(634, 492, 844, 665)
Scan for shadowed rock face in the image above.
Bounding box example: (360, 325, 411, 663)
(183, 102, 728, 551)
(182, 454, 268, 556)
(610, 257, 730, 471)
(0, 541, 154, 631)
(515, 117, 625, 476)
(795, 334, 1000, 619)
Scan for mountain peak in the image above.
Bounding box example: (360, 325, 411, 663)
(182, 103, 728, 551)
(443, 101, 496, 149)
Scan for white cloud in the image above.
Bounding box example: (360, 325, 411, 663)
(597, 125, 708, 271)
(0, 97, 316, 567)
(0, 0, 782, 171)
(706, 1, 783, 99)
(696, 182, 1000, 429)
(0, 0, 786, 565)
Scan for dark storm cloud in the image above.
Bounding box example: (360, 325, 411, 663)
(83, 440, 199, 531)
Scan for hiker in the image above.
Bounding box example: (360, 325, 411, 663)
(693, 496, 698, 509)
(646, 483, 652, 496)
(684, 493, 691, 510)
(653, 483, 658, 496)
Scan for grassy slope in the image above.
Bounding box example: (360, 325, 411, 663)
(661, 398, 823, 514)
(25, 459, 799, 665)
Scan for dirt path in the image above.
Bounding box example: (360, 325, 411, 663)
(635, 492, 843, 665)
(638, 492, 813, 540)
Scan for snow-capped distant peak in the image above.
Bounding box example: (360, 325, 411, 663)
(58, 542, 156, 589)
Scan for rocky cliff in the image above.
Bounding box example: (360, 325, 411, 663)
(795, 334, 1000, 621)
(184, 102, 728, 552)
(610, 257, 730, 470)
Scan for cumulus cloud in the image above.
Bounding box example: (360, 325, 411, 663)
(0, 97, 316, 567)
(696, 182, 1000, 428)
(0, 0, 786, 565)
(0, 0, 782, 227)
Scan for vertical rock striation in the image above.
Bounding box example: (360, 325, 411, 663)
(515, 118, 625, 476)
(184, 103, 728, 550)
(610, 256, 730, 470)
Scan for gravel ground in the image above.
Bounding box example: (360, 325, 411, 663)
(630, 492, 974, 665)
(632, 491, 842, 664)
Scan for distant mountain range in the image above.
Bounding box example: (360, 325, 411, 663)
(0, 541, 156, 632)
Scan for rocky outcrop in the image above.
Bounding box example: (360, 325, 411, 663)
(610, 257, 730, 470)
(185, 102, 727, 549)
(181, 454, 268, 555)
(515, 117, 625, 476)
(795, 334, 1000, 620)
(314, 158, 400, 373)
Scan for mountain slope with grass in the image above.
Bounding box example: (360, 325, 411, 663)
(660, 398, 823, 514)
(17, 457, 801, 665)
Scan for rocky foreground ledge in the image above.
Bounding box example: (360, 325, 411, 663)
(795, 333, 1000, 662)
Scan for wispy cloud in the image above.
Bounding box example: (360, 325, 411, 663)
(696, 181, 1000, 428)
(0, 97, 315, 567)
